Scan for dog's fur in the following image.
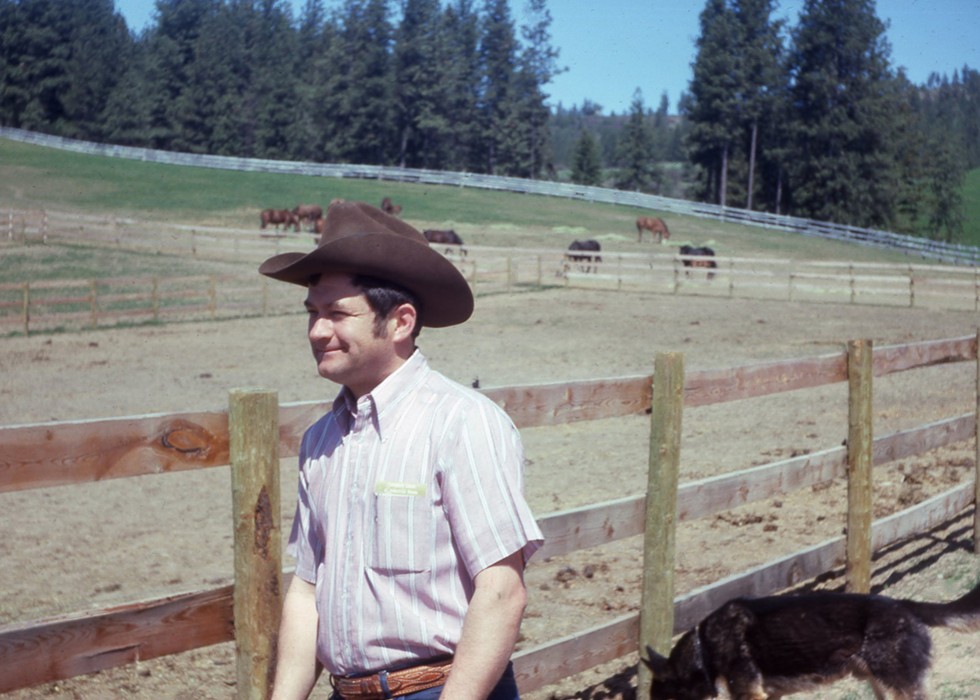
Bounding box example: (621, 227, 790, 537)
(644, 579, 980, 699)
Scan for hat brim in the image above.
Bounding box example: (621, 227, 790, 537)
(259, 231, 473, 328)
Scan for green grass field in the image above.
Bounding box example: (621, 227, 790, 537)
(2, 137, 978, 285)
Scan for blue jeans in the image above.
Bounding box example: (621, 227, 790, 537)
(333, 662, 519, 700)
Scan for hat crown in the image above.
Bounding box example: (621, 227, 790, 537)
(258, 200, 474, 328)
(319, 200, 426, 248)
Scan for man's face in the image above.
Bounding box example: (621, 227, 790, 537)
(304, 273, 399, 398)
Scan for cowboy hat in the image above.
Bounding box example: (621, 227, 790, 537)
(259, 200, 473, 327)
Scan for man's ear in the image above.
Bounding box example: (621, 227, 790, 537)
(391, 302, 418, 342)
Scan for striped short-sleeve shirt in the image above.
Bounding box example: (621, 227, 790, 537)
(288, 350, 544, 676)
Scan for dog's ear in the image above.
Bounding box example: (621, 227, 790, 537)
(641, 645, 670, 674)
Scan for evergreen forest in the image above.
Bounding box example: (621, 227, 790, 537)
(1, 0, 978, 242)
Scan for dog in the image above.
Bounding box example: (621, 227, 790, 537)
(643, 578, 980, 699)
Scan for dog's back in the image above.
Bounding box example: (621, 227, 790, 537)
(647, 579, 980, 700)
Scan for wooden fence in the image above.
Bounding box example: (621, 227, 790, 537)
(1, 334, 978, 696)
(4, 207, 980, 336)
(3, 126, 978, 266)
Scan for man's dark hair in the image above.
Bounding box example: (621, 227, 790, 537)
(351, 274, 423, 338)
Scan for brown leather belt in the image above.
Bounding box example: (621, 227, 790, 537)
(330, 657, 453, 700)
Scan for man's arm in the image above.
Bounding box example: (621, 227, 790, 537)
(271, 575, 322, 700)
(440, 550, 528, 700)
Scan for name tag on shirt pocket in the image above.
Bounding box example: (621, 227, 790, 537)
(370, 481, 431, 573)
(375, 481, 426, 497)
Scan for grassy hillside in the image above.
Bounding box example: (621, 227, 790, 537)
(1, 137, 974, 273)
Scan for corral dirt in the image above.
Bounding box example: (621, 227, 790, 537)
(2, 285, 980, 699)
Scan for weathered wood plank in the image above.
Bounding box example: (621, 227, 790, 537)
(0, 412, 229, 493)
(870, 483, 975, 551)
(873, 336, 975, 376)
(513, 613, 639, 693)
(535, 495, 645, 560)
(677, 446, 847, 521)
(0, 586, 234, 694)
(483, 377, 651, 429)
(684, 353, 847, 407)
(674, 483, 975, 631)
(673, 538, 846, 631)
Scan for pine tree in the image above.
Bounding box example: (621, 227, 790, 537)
(249, 0, 306, 160)
(393, 0, 451, 168)
(570, 129, 602, 186)
(440, 0, 483, 172)
(732, 0, 783, 210)
(507, 0, 563, 178)
(0, 0, 129, 138)
(320, 0, 395, 164)
(614, 88, 659, 192)
(477, 0, 519, 174)
(785, 0, 902, 227)
(687, 0, 743, 205)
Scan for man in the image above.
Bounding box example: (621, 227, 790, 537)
(259, 200, 544, 700)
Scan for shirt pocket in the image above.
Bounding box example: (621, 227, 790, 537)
(369, 482, 433, 574)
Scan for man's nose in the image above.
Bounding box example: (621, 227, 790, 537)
(309, 316, 333, 339)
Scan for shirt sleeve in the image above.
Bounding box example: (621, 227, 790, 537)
(287, 428, 321, 584)
(440, 393, 544, 578)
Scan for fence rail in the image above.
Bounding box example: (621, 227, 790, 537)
(4, 208, 980, 336)
(3, 126, 978, 266)
(1, 334, 977, 695)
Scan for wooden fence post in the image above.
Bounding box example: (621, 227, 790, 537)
(638, 352, 685, 697)
(229, 389, 282, 700)
(846, 339, 873, 592)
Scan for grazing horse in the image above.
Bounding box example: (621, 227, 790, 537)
(381, 197, 402, 216)
(564, 239, 602, 274)
(260, 208, 299, 232)
(293, 204, 323, 230)
(423, 229, 467, 257)
(679, 244, 717, 280)
(636, 216, 671, 243)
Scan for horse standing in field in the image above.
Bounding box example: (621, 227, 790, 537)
(381, 197, 402, 216)
(260, 208, 300, 232)
(564, 239, 602, 274)
(636, 216, 671, 243)
(423, 229, 467, 257)
(679, 244, 717, 280)
(293, 204, 323, 230)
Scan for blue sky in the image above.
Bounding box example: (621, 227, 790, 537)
(115, 0, 979, 115)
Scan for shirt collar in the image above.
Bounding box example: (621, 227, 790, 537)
(331, 350, 430, 438)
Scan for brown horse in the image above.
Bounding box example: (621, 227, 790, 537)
(260, 208, 299, 232)
(423, 229, 467, 257)
(636, 216, 670, 243)
(292, 204, 323, 230)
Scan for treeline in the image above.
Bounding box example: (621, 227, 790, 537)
(680, 0, 979, 241)
(0, 0, 977, 242)
(0, 0, 561, 178)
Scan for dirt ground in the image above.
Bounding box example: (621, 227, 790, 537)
(2, 284, 980, 699)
